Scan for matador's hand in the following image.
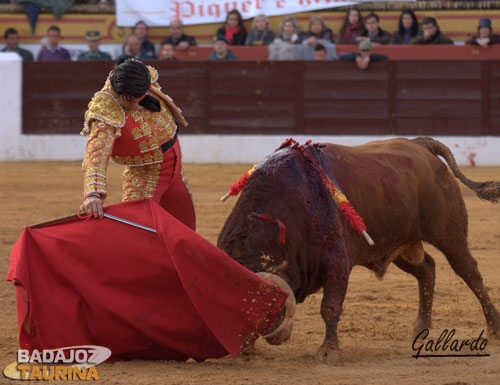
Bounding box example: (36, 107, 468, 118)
(82, 195, 104, 219)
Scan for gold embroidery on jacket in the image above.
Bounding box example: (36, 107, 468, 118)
(82, 121, 114, 198)
(81, 65, 187, 199)
(81, 91, 124, 135)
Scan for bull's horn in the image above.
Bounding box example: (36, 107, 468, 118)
(256, 272, 296, 340)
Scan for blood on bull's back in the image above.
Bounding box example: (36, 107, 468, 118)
(217, 145, 350, 303)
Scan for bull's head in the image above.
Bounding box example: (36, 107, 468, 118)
(256, 272, 296, 345)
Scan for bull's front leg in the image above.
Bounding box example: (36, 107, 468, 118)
(316, 253, 352, 362)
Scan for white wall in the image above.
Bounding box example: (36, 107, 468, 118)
(1, 54, 499, 166)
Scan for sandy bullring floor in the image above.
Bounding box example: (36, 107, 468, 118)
(0, 161, 499, 385)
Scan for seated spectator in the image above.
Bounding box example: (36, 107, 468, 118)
(158, 41, 177, 61)
(391, 9, 419, 45)
(314, 44, 327, 61)
(274, 16, 302, 44)
(337, 8, 365, 45)
(339, 40, 388, 71)
(118, 34, 154, 61)
(410, 17, 454, 45)
(466, 18, 500, 48)
(164, 19, 197, 51)
(2, 28, 34, 61)
(78, 30, 112, 61)
(357, 13, 391, 45)
(301, 15, 334, 47)
(268, 16, 302, 60)
(245, 14, 276, 46)
(131, 20, 156, 58)
(297, 41, 338, 61)
(216, 9, 247, 45)
(37, 25, 71, 62)
(207, 37, 238, 61)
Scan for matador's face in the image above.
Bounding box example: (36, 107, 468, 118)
(118, 94, 146, 111)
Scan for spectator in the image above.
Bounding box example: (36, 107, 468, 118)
(466, 18, 500, 48)
(391, 9, 419, 45)
(207, 37, 238, 61)
(216, 9, 247, 45)
(131, 20, 156, 58)
(245, 14, 276, 46)
(337, 8, 365, 45)
(118, 34, 154, 61)
(164, 19, 197, 51)
(268, 16, 302, 60)
(339, 39, 388, 71)
(2, 28, 34, 61)
(37, 25, 71, 62)
(274, 16, 302, 44)
(357, 13, 391, 45)
(313, 44, 327, 61)
(410, 17, 454, 45)
(301, 15, 334, 47)
(158, 41, 177, 61)
(78, 30, 112, 61)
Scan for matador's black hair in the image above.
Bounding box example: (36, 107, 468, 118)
(110, 58, 150, 100)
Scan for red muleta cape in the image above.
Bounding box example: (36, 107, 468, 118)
(6, 199, 287, 362)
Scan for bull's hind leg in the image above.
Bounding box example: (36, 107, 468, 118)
(316, 254, 351, 362)
(393, 252, 436, 336)
(439, 243, 500, 339)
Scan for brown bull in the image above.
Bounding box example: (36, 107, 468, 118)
(217, 137, 500, 361)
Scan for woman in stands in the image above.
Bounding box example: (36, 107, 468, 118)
(216, 9, 247, 45)
(337, 7, 365, 45)
(268, 16, 302, 60)
(245, 13, 276, 45)
(301, 15, 334, 47)
(274, 16, 302, 44)
(391, 9, 419, 45)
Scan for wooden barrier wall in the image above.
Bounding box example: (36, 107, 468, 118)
(23, 59, 500, 137)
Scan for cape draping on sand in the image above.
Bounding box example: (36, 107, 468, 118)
(6, 199, 288, 362)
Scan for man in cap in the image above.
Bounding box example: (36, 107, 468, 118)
(466, 18, 500, 48)
(207, 37, 238, 60)
(339, 39, 388, 70)
(78, 30, 112, 61)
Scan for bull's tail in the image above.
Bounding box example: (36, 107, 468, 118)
(411, 137, 500, 203)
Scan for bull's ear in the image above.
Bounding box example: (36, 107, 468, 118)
(139, 95, 161, 112)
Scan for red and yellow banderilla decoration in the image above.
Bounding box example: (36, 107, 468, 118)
(320, 173, 374, 246)
(300, 144, 375, 246)
(220, 164, 257, 202)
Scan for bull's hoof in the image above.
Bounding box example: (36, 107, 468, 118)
(412, 319, 432, 338)
(315, 344, 341, 363)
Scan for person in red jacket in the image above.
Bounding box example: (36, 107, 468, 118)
(81, 59, 195, 229)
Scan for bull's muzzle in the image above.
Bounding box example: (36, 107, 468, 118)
(256, 272, 296, 345)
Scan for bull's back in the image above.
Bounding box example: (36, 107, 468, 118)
(321, 139, 467, 259)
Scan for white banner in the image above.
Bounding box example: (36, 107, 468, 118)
(116, 0, 362, 27)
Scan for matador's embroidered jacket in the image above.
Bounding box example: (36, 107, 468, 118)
(81, 65, 187, 199)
